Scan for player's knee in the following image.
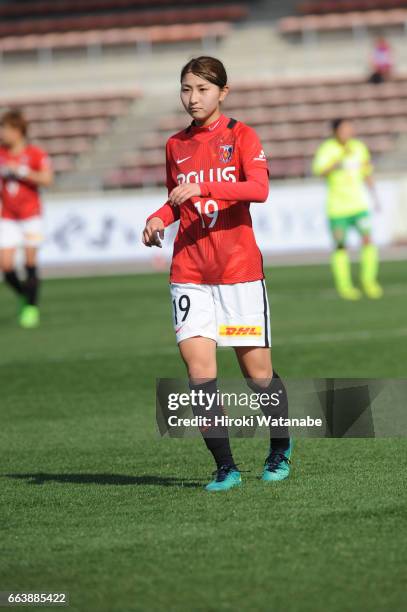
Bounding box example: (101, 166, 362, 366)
(246, 369, 273, 391)
(188, 364, 217, 381)
(186, 350, 216, 380)
(333, 231, 345, 250)
(2, 265, 14, 275)
(246, 367, 273, 387)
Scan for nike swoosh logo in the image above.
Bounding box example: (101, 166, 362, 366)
(176, 156, 191, 164)
(175, 326, 184, 334)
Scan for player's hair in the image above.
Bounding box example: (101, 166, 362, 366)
(0, 109, 28, 136)
(332, 118, 349, 133)
(180, 56, 228, 88)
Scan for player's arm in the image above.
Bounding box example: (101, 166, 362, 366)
(169, 127, 269, 205)
(362, 146, 380, 212)
(365, 176, 381, 213)
(168, 167, 268, 205)
(142, 140, 180, 247)
(312, 143, 343, 177)
(22, 165, 53, 187)
(199, 166, 268, 202)
(4, 152, 53, 187)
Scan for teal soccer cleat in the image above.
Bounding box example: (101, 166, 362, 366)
(205, 465, 242, 492)
(261, 441, 292, 482)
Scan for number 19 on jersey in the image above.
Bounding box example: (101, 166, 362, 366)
(194, 200, 218, 228)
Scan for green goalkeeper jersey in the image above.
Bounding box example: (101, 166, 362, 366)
(312, 138, 373, 219)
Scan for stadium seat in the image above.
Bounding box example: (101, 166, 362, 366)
(103, 73, 407, 188)
(0, 89, 140, 175)
(0, 0, 243, 19)
(0, 23, 232, 56)
(279, 9, 407, 37)
(0, 5, 248, 37)
(298, 1, 407, 15)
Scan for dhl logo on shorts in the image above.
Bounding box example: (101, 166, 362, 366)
(219, 325, 262, 337)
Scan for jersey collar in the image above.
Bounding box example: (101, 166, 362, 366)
(188, 113, 228, 134)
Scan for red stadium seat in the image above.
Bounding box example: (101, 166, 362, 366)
(0, 5, 248, 38)
(103, 73, 407, 188)
(0, 0, 231, 19)
(0, 22, 232, 55)
(298, 1, 407, 16)
(0, 89, 140, 175)
(279, 8, 407, 36)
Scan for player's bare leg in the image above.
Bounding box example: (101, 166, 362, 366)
(178, 336, 240, 491)
(234, 346, 273, 385)
(0, 247, 26, 314)
(1, 246, 16, 273)
(178, 336, 217, 382)
(24, 245, 37, 267)
(331, 228, 361, 300)
(19, 246, 40, 328)
(235, 346, 292, 481)
(359, 233, 383, 299)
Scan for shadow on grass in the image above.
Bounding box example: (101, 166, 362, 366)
(5, 472, 203, 488)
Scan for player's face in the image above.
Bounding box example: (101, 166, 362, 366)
(180, 72, 228, 126)
(336, 121, 354, 144)
(0, 123, 23, 147)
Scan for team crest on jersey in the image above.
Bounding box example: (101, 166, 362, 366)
(219, 144, 234, 163)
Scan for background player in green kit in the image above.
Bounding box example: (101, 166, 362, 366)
(313, 119, 383, 301)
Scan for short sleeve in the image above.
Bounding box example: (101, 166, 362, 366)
(33, 147, 52, 172)
(239, 126, 269, 178)
(312, 142, 336, 176)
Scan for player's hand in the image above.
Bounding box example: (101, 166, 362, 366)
(142, 217, 165, 248)
(0, 164, 15, 178)
(333, 157, 345, 170)
(0, 162, 29, 179)
(169, 183, 202, 206)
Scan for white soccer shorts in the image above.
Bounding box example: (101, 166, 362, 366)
(0, 216, 44, 249)
(170, 280, 271, 347)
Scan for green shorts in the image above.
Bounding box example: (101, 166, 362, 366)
(329, 211, 371, 238)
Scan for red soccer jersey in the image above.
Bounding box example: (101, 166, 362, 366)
(0, 144, 51, 220)
(147, 114, 269, 284)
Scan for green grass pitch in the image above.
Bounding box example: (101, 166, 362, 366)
(0, 260, 406, 612)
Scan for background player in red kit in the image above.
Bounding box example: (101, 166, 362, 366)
(0, 110, 53, 328)
(142, 57, 292, 492)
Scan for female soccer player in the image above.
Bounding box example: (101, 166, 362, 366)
(142, 56, 291, 492)
(0, 110, 53, 328)
(313, 119, 383, 301)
